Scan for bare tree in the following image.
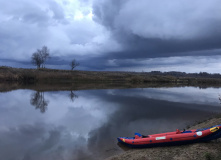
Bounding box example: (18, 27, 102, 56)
(41, 46, 50, 68)
(31, 46, 50, 69)
(70, 59, 80, 70)
(31, 51, 43, 69)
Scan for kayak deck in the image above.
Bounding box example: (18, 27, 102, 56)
(118, 125, 221, 148)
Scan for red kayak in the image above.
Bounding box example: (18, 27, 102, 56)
(118, 125, 221, 148)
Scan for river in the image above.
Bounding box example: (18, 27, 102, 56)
(0, 86, 221, 160)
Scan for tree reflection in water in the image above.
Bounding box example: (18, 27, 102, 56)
(70, 90, 78, 102)
(219, 94, 221, 104)
(30, 91, 78, 113)
(30, 91, 49, 113)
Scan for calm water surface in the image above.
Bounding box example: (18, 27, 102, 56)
(0, 87, 221, 160)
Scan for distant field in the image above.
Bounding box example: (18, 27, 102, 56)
(1, 66, 221, 86)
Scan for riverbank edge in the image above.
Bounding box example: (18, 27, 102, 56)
(106, 115, 221, 160)
(1, 67, 221, 86)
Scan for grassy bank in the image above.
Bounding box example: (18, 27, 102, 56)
(1, 66, 221, 87)
(106, 116, 221, 160)
(0, 66, 185, 84)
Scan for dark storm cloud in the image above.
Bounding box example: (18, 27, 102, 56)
(1, 0, 221, 71)
(92, 0, 221, 59)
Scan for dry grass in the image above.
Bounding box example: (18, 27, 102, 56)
(1, 67, 221, 87)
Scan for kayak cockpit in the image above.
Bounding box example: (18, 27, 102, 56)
(135, 132, 148, 139)
(118, 125, 221, 148)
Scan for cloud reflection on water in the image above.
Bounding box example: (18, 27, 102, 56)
(0, 87, 221, 160)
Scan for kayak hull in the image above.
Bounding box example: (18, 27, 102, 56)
(118, 125, 221, 148)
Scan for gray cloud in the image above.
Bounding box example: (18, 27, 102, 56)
(0, 0, 221, 72)
(93, 0, 221, 59)
(0, 0, 61, 60)
(0, 0, 114, 62)
(0, 0, 65, 25)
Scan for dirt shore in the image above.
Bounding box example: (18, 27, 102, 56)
(106, 116, 221, 160)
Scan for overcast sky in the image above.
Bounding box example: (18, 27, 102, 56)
(0, 0, 221, 72)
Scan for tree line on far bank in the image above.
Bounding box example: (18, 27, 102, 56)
(31, 46, 79, 70)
